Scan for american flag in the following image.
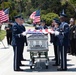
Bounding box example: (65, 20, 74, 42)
(26, 28, 54, 34)
(30, 10, 40, 23)
(0, 8, 9, 23)
(30, 11, 36, 19)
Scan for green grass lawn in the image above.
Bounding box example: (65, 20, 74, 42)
(0, 30, 6, 41)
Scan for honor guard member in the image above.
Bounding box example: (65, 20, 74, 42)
(50, 19, 56, 61)
(54, 13, 69, 71)
(12, 15, 26, 71)
(35, 22, 40, 30)
(36, 20, 48, 29)
(51, 18, 61, 66)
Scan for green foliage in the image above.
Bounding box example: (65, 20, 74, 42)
(10, 10, 18, 20)
(0, 0, 76, 21)
(41, 13, 59, 25)
(69, 0, 76, 6)
(26, 21, 32, 24)
(62, 2, 76, 19)
(31, 0, 61, 14)
(68, 0, 76, 13)
(0, 30, 6, 41)
(66, 4, 75, 18)
(1, 2, 11, 9)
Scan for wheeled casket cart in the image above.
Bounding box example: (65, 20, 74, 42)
(27, 33, 49, 69)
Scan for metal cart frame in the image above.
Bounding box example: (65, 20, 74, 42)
(27, 34, 49, 69)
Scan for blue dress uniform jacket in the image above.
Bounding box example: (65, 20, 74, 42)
(38, 25, 48, 29)
(58, 22, 69, 46)
(36, 25, 48, 30)
(12, 22, 26, 71)
(12, 22, 25, 46)
(52, 27, 60, 65)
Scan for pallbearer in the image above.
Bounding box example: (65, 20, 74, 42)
(55, 13, 69, 71)
(12, 15, 26, 71)
(51, 18, 61, 66)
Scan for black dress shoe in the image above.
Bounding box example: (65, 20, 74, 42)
(14, 69, 24, 71)
(52, 64, 60, 66)
(26, 44, 28, 46)
(21, 59, 26, 61)
(57, 68, 67, 71)
(52, 58, 55, 61)
(17, 69, 24, 71)
(68, 53, 72, 55)
(20, 64, 25, 66)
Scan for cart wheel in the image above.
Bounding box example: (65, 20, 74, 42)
(30, 66, 32, 69)
(46, 66, 48, 69)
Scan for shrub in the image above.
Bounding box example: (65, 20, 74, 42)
(41, 13, 59, 25)
(0, 30, 6, 41)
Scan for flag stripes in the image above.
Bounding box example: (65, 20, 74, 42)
(0, 8, 9, 23)
(26, 29, 54, 34)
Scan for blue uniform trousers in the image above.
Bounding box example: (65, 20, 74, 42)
(13, 43, 24, 70)
(53, 44, 60, 65)
(59, 45, 68, 69)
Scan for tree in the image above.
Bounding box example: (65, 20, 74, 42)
(1, 0, 76, 20)
(68, 0, 76, 19)
(61, 1, 76, 19)
(31, 0, 61, 15)
(0, 0, 3, 4)
(0, 1, 18, 20)
(68, 0, 76, 12)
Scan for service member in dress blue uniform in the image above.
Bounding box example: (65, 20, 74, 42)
(55, 13, 69, 71)
(35, 20, 48, 29)
(35, 22, 40, 30)
(51, 18, 61, 66)
(12, 15, 26, 71)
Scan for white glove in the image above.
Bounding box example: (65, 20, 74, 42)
(21, 31, 26, 36)
(48, 29, 55, 34)
(73, 31, 75, 33)
(42, 29, 48, 34)
(50, 31, 55, 34)
(54, 31, 60, 36)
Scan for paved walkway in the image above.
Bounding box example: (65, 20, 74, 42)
(0, 25, 76, 75)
